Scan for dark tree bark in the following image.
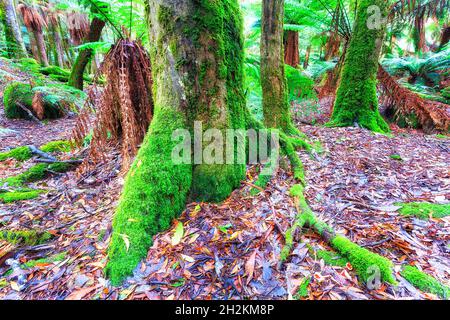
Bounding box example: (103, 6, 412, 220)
(439, 26, 450, 50)
(284, 30, 299, 67)
(303, 44, 311, 69)
(68, 17, 105, 89)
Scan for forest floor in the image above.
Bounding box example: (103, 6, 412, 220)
(0, 62, 449, 300)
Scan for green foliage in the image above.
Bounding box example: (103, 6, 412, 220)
(0, 230, 52, 246)
(401, 265, 449, 299)
(397, 202, 450, 219)
(389, 154, 403, 161)
(0, 189, 44, 203)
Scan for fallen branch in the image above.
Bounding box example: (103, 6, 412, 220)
(16, 102, 42, 125)
(27, 145, 57, 162)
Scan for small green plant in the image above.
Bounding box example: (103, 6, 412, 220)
(389, 154, 403, 161)
(293, 277, 311, 299)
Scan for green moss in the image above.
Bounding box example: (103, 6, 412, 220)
(435, 134, 448, 139)
(0, 189, 44, 203)
(40, 140, 72, 153)
(2, 162, 72, 187)
(316, 249, 348, 267)
(3, 82, 34, 119)
(250, 159, 277, 195)
(0, 146, 32, 162)
(389, 154, 403, 161)
(331, 235, 396, 285)
(327, 0, 390, 133)
(22, 252, 67, 268)
(293, 277, 310, 299)
(105, 108, 192, 286)
(16, 58, 41, 74)
(0, 230, 53, 246)
(397, 202, 450, 219)
(401, 265, 449, 299)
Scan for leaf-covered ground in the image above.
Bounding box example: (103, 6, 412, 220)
(0, 63, 449, 300)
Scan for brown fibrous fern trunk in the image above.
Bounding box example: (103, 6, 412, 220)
(378, 65, 450, 133)
(72, 39, 153, 172)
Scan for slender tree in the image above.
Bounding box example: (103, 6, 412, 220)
(106, 0, 248, 285)
(260, 0, 297, 134)
(17, 3, 48, 66)
(329, 0, 390, 133)
(284, 30, 299, 67)
(0, 0, 27, 58)
(68, 12, 105, 89)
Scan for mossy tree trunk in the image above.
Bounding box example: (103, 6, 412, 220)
(284, 30, 299, 67)
(0, 0, 27, 58)
(413, 10, 427, 55)
(68, 17, 105, 89)
(34, 28, 49, 66)
(106, 0, 247, 285)
(303, 44, 311, 69)
(261, 0, 296, 134)
(329, 0, 390, 133)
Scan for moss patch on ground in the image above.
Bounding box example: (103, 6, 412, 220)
(0, 189, 44, 203)
(401, 265, 449, 299)
(0, 230, 53, 246)
(0, 140, 72, 163)
(316, 249, 348, 267)
(0, 146, 32, 162)
(397, 202, 450, 219)
(2, 162, 72, 187)
(22, 252, 67, 268)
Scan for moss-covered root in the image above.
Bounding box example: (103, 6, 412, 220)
(0, 140, 71, 162)
(279, 132, 305, 183)
(327, 0, 390, 133)
(0, 230, 53, 246)
(2, 162, 73, 187)
(401, 265, 449, 299)
(0, 189, 44, 203)
(285, 184, 396, 286)
(250, 155, 278, 196)
(105, 109, 192, 286)
(397, 202, 450, 219)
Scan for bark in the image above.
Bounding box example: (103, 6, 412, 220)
(303, 45, 311, 69)
(106, 0, 247, 285)
(25, 25, 40, 62)
(68, 17, 105, 89)
(0, 0, 27, 58)
(413, 11, 427, 55)
(51, 24, 64, 67)
(284, 30, 299, 67)
(329, 0, 390, 133)
(439, 26, 450, 50)
(34, 30, 49, 66)
(261, 0, 295, 133)
(324, 32, 340, 61)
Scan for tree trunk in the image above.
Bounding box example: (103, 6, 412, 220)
(413, 11, 427, 55)
(284, 30, 299, 67)
(24, 25, 40, 62)
(439, 26, 450, 50)
(329, 0, 390, 133)
(51, 24, 64, 67)
(34, 30, 49, 66)
(106, 0, 247, 285)
(68, 17, 105, 89)
(303, 45, 311, 69)
(261, 0, 295, 133)
(0, 0, 27, 58)
(324, 32, 340, 60)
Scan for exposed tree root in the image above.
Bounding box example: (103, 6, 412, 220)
(281, 184, 397, 287)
